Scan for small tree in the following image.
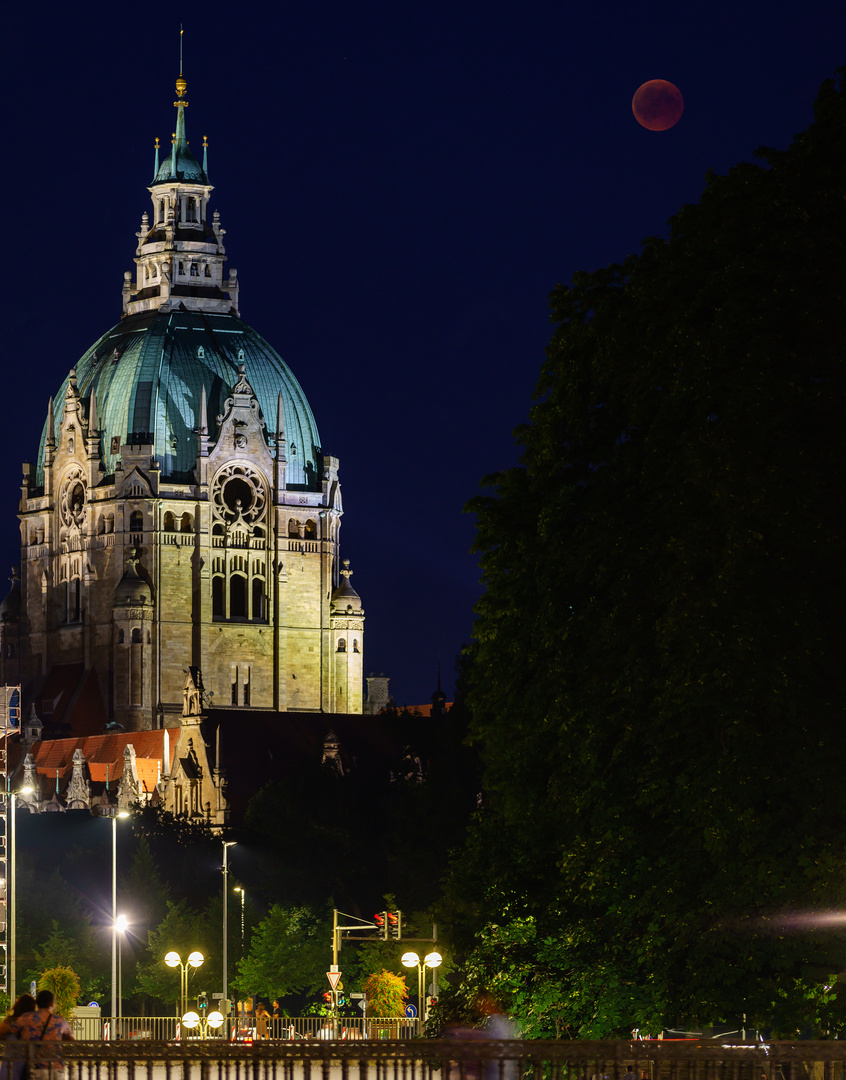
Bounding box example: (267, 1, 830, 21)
(39, 966, 81, 1020)
(363, 970, 408, 1017)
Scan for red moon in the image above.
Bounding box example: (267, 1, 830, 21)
(632, 80, 684, 131)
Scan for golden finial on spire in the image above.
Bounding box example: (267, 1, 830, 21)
(155, 136, 160, 148)
(175, 74, 187, 99)
(203, 136, 208, 149)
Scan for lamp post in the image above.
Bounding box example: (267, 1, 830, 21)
(9, 782, 33, 998)
(181, 1008, 225, 1040)
(234, 886, 245, 952)
(222, 842, 236, 1016)
(401, 951, 442, 1028)
(164, 950, 204, 1019)
(110, 810, 130, 1029)
(116, 915, 128, 1033)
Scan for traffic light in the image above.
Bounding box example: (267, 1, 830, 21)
(388, 910, 401, 938)
(374, 911, 388, 939)
(323, 991, 332, 1002)
(198, 991, 208, 1011)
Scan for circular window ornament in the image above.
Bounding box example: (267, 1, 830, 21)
(212, 464, 266, 524)
(60, 470, 87, 528)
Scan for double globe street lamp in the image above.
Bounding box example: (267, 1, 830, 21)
(401, 951, 442, 1025)
(181, 1008, 225, 1038)
(165, 950, 204, 1020)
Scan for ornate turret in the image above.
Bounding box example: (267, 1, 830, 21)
(124, 72, 238, 317)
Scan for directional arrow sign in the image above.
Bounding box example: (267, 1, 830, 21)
(327, 971, 342, 990)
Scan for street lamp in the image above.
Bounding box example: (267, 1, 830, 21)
(116, 915, 128, 1033)
(165, 950, 204, 1019)
(182, 1008, 225, 1039)
(401, 951, 442, 1026)
(9, 782, 33, 998)
(222, 842, 236, 1017)
(234, 886, 245, 951)
(109, 810, 130, 1028)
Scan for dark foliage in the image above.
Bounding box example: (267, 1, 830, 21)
(445, 71, 846, 1037)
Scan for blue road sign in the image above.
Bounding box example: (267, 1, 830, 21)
(405, 1004, 418, 1018)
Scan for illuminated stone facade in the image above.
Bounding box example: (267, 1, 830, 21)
(14, 75, 364, 731)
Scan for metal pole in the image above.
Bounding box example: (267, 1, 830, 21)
(118, 930, 122, 1030)
(111, 815, 117, 1026)
(9, 792, 16, 998)
(222, 842, 235, 1013)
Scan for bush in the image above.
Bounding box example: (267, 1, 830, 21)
(39, 966, 81, 1020)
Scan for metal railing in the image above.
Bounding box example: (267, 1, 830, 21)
(71, 1015, 423, 1041)
(3, 1036, 846, 1080)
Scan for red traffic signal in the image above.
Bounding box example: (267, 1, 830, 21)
(375, 911, 388, 939)
(387, 911, 401, 938)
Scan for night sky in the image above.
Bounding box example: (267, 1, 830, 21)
(2, 2, 842, 706)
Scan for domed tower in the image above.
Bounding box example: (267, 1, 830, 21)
(17, 73, 364, 729)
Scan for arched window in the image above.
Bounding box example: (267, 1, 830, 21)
(178, 262, 184, 276)
(68, 578, 80, 622)
(131, 627, 142, 644)
(129, 511, 143, 531)
(305, 520, 317, 539)
(186, 197, 197, 222)
(288, 519, 299, 538)
(97, 515, 106, 535)
(353, 639, 360, 653)
(230, 575, 247, 618)
(158, 200, 165, 223)
(337, 638, 346, 653)
(163, 512, 176, 532)
(252, 578, 264, 620)
(190, 263, 199, 277)
(212, 577, 224, 619)
(181, 513, 193, 534)
(204, 264, 211, 277)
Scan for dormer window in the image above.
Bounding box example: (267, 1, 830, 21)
(178, 262, 184, 276)
(186, 197, 197, 223)
(190, 264, 199, 277)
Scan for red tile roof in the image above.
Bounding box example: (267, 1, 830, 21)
(32, 729, 179, 793)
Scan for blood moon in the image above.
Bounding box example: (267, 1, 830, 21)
(632, 80, 684, 131)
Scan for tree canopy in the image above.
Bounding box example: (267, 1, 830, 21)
(446, 71, 846, 1037)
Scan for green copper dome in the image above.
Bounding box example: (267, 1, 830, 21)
(37, 309, 322, 487)
(153, 143, 208, 185)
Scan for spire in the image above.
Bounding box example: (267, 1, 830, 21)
(153, 70, 208, 186)
(203, 135, 209, 177)
(153, 136, 160, 181)
(199, 384, 208, 435)
(45, 396, 56, 452)
(89, 388, 98, 432)
(276, 391, 287, 459)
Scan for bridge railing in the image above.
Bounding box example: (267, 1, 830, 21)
(9, 1036, 846, 1080)
(71, 1015, 423, 1041)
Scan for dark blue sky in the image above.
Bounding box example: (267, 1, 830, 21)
(2, 1, 842, 705)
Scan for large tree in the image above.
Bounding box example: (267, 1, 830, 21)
(447, 71, 846, 1037)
